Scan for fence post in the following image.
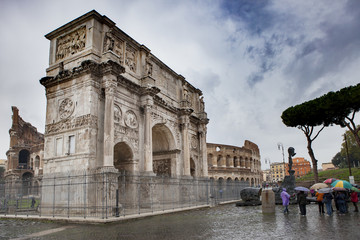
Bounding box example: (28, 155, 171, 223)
(102, 171, 105, 219)
(115, 189, 119, 217)
(138, 175, 141, 214)
(162, 175, 165, 211)
(105, 172, 108, 219)
(84, 170, 86, 219)
(67, 173, 70, 218)
(122, 170, 126, 217)
(53, 176, 56, 218)
(150, 176, 153, 213)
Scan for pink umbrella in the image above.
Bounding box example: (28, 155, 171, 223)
(323, 178, 337, 184)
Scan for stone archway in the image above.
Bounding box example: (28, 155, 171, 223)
(22, 172, 33, 196)
(19, 149, 30, 169)
(152, 124, 176, 177)
(114, 142, 134, 173)
(35, 155, 40, 168)
(208, 153, 213, 167)
(190, 158, 195, 177)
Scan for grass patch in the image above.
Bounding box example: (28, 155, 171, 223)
(297, 167, 360, 183)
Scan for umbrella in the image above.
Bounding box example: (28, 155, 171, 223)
(332, 187, 347, 192)
(310, 183, 328, 190)
(331, 180, 352, 189)
(318, 187, 333, 194)
(324, 178, 337, 184)
(351, 187, 360, 192)
(294, 186, 310, 192)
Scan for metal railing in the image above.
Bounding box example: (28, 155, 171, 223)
(0, 171, 248, 219)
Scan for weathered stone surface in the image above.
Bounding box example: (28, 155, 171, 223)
(5, 106, 44, 180)
(37, 10, 210, 212)
(236, 187, 262, 206)
(262, 189, 275, 213)
(207, 142, 261, 185)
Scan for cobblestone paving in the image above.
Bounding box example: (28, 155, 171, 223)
(1, 203, 359, 240)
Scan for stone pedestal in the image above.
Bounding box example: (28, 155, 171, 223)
(262, 189, 275, 214)
(274, 173, 296, 204)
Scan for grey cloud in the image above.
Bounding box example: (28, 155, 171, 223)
(284, 1, 360, 99)
(220, 0, 273, 36)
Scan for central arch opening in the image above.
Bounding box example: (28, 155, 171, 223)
(152, 124, 176, 177)
(114, 142, 133, 172)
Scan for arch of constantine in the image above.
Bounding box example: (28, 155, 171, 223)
(2, 10, 262, 218)
(39, 10, 208, 178)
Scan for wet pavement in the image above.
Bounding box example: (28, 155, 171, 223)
(1, 203, 359, 240)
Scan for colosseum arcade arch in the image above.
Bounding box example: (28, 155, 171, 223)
(152, 123, 177, 177)
(114, 142, 134, 173)
(22, 172, 33, 196)
(19, 149, 30, 169)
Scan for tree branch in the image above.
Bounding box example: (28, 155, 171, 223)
(311, 125, 325, 141)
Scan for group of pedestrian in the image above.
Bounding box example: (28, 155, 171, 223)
(280, 188, 359, 216)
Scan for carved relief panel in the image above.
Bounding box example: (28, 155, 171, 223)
(125, 45, 137, 72)
(114, 104, 122, 123)
(124, 110, 138, 129)
(103, 32, 124, 64)
(114, 104, 139, 152)
(153, 159, 171, 177)
(45, 114, 98, 134)
(146, 61, 153, 76)
(59, 98, 75, 119)
(191, 135, 198, 150)
(56, 26, 86, 61)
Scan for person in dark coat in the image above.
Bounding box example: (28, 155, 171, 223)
(335, 191, 347, 214)
(297, 191, 307, 216)
(323, 192, 333, 216)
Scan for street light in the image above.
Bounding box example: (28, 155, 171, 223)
(277, 142, 285, 164)
(265, 158, 272, 183)
(277, 143, 286, 178)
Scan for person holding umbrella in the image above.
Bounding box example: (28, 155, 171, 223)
(315, 191, 325, 214)
(281, 188, 291, 214)
(323, 192, 334, 216)
(350, 189, 359, 212)
(297, 191, 307, 216)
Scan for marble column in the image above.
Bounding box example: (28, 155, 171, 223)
(103, 80, 116, 167)
(199, 126, 208, 177)
(220, 156, 226, 167)
(212, 154, 217, 167)
(229, 156, 234, 168)
(143, 103, 153, 173)
(181, 115, 190, 176)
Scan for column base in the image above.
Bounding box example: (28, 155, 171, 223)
(141, 171, 156, 177)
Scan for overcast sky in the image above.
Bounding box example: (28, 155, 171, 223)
(1, 0, 359, 170)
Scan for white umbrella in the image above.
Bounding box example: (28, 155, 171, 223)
(318, 187, 333, 193)
(294, 186, 310, 192)
(310, 183, 329, 190)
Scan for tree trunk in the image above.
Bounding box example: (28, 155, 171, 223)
(345, 117, 360, 148)
(306, 136, 319, 183)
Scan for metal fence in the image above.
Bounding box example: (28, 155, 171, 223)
(0, 171, 248, 220)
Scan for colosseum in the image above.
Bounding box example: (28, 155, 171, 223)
(207, 140, 262, 186)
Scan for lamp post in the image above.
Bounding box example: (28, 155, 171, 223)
(277, 143, 285, 164)
(277, 142, 285, 178)
(265, 158, 271, 183)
